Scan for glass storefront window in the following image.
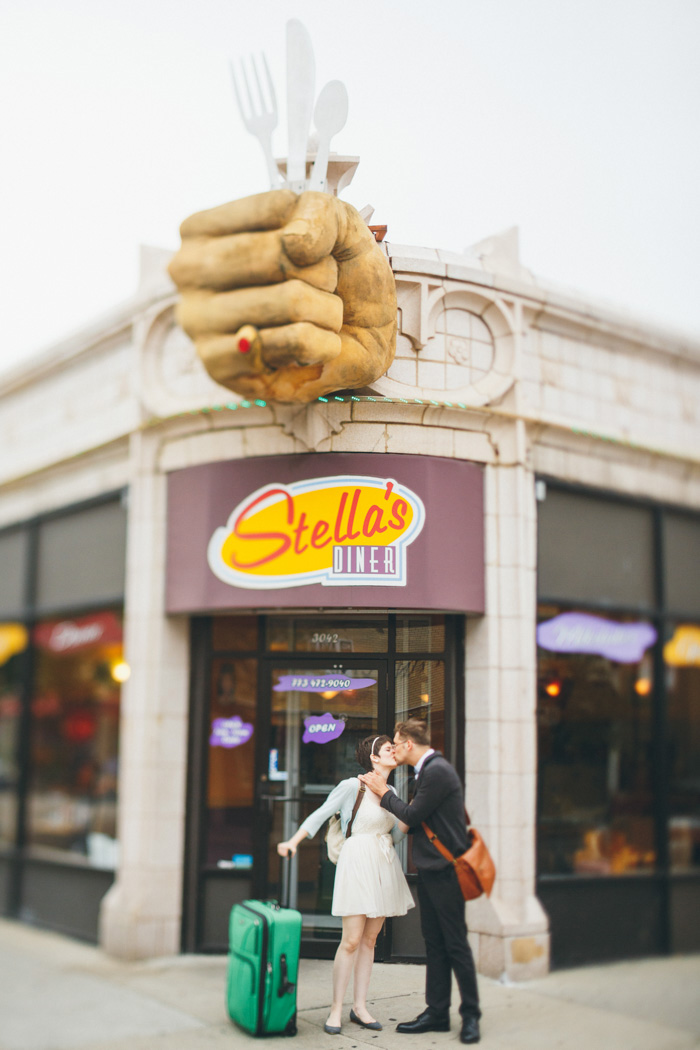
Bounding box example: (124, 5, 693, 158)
(537, 605, 656, 877)
(663, 515, 700, 616)
(26, 611, 123, 868)
(537, 489, 655, 608)
(395, 659, 446, 874)
(205, 657, 257, 868)
(0, 624, 28, 846)
(395, 660, 446, 753)
(266, 617, 388, 653)
(396, 616, 445, 653)
(664, 623, 700, 871)
(211, 616, 258, 652)
(0, 531, 28, 617)
(35, 500, 127, 612)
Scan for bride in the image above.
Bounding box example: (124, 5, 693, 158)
(278, 734, 413, 1033)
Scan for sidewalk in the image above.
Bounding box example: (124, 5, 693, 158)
(0, 919, 698, 1050)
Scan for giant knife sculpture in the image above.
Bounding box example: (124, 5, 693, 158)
(231, 21, 350, 195)
(168, 20, 397, 404)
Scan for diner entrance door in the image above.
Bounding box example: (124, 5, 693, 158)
(183, 613, 460, 956)
(259, 661, 388, 954)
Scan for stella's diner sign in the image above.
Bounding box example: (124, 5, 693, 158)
(166, 454, 484, 613)
(207, 475, 425, 589)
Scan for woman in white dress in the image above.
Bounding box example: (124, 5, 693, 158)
(277, 735, 414, 1033)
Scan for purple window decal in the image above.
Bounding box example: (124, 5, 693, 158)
(302, 714, 346, 744)
(537, 612, 657, 663)
(210, 716, 254, 748)
(274, 674, 375, 693)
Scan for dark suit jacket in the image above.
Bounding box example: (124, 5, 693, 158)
(380, 751, 469, 871)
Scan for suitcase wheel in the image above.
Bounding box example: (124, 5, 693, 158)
(285, 1015, 297, 1037)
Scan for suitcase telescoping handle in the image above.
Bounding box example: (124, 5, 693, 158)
(276, 856, 297, 1000)
(278, 852, 293, 909)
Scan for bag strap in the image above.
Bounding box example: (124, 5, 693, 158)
(422, 804, 472, 861)
(421, 821, 457, 863)
(346, 783, 366, 839)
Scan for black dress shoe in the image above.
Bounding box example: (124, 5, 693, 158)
(460, 1016, 481, 1043)
(396, 1008, 450, 1034)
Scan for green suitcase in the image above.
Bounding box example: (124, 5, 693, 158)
(226, 888, 302, 1036)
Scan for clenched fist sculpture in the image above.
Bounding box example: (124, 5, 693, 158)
(168, 189, 397, 403)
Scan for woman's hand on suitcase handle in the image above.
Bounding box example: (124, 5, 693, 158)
(277, 828, 309, 857)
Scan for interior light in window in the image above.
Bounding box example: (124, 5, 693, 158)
(545, 680, 562, 698)
(634, 677, 652, 696)
(111, 660, 131, 683)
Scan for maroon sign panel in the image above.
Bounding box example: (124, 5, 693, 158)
(33, 611, 123, 653)
(165, 454, 484, 613)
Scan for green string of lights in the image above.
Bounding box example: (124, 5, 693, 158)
(183, 394, 455, 415)
(162, 393, 694, 465)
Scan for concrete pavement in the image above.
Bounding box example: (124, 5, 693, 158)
(0, 918, 698, 1050)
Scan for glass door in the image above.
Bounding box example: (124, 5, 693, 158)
(260, 660, 386, 950)
(184, 613, 460, 956)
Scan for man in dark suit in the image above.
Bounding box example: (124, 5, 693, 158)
(360, 718, 481, 1045)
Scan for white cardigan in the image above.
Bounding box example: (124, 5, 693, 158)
(299, 776, 405, 843)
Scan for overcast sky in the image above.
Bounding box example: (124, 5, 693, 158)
(1, 0, 699, 377)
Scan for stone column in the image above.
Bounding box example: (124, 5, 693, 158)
(100, 430, 191, 958)
(464, 458, 550, 980)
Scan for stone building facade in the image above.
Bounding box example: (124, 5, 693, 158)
(1, 231, 698, 979)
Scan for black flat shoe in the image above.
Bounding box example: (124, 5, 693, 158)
(350, 1008, 382, 1030)
(396, 1008, 450, 1034)
(323, 1021, 341, 1034)
(461, 1016, 481, 1043)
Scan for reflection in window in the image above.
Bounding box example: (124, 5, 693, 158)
(0, 623, 28, 845)
(395, 660, 445, 754)
(27, 612, 122, 868)
(205, 658, 257, 868)
(396, 616, 445, 653)
(537, 606, 656, 877)
(395, 660, 445, 874)
(664, 624, 700, 871)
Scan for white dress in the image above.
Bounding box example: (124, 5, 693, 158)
(331, 790, 415, 918)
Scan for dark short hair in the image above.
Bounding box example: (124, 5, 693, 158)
(394, 719, 431, 747)
(355, 734, 392, 772)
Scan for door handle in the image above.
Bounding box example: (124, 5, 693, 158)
(258, 794, 301, 817)
(258, 795, 301, 803)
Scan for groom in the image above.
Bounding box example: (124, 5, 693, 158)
(360, 718, 481, 1045)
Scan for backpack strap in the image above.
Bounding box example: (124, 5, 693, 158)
(346, 782, 366, 839)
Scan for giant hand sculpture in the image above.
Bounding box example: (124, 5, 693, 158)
(168, 189, 397, 403)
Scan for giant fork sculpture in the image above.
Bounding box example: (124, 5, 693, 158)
(229, 53, 281, 190)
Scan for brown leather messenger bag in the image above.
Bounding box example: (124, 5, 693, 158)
(421, 810, 496, 901)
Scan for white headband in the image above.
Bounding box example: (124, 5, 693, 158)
(371, 736, 381, 756)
